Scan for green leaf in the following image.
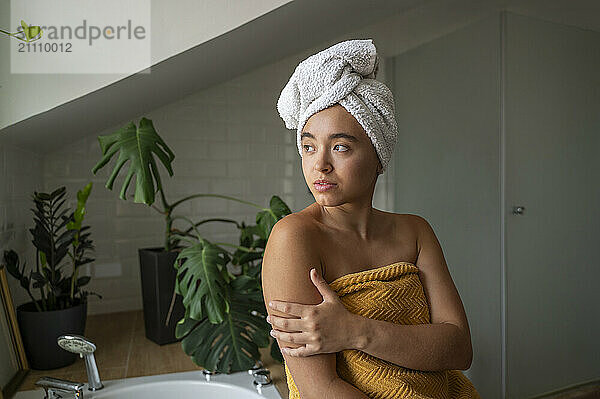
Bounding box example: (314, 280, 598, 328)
(25, 26, 41, 41)
(174, 241, 231, 323)
(19, 20, 43, 42)
(91, 117, 175, 206)
(2, 250, 21, 280)
(180, 316, 214, 355)
(175, 316, 200, 339)
(31, 271, 47, 288)
(245, 262, 262, 279)
(50, 186, 66, 199)
(255, 210, 277, 240)
(67, 182, 93, 232)
(255, 196, 292, 240)
(230, 274, 260, 293)
(269, 195, 292, 219)
(29, 190, 73, 269)
(270, 338, 284, 363)
(77, 276, 91, 287)
(179, 284, 270, 373)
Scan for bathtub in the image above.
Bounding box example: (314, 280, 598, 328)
(14, 369, 283, 399)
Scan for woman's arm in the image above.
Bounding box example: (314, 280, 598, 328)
(352, 315, 471, 371)
(261, 215, 368, 399)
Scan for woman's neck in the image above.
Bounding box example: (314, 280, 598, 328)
(314, 202, 381, 241)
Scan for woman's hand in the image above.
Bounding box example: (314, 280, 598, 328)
(267, 267, 357, 356)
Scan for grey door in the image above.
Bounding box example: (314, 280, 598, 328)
(505, 12, 600, 398)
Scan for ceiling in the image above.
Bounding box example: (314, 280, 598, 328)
(0, 0, 424, 153)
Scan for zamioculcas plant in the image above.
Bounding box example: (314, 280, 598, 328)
(2, 183, 101, 311)
(91, 117, 291, 372)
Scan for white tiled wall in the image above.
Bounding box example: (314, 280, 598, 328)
(0, 142, 44, 309)
(1, 43, 394, 315)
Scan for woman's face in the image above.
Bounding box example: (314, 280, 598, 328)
(300, 104, 382, 206)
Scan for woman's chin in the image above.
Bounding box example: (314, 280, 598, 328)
(314, 196, 343, 206)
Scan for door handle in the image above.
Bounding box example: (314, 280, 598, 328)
(512, 206, 525, 215)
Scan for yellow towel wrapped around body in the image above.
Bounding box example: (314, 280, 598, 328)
(284, 261, 481, 399)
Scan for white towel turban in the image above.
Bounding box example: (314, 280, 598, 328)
(276, 38, 398, 174)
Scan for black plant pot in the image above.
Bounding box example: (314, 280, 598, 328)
(138, 247, 186, 345)
(17, 298, 87, 370)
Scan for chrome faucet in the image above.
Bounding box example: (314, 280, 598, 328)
(252, 368, 273, 387)
(35, 376, 85, 398)
(251, 367, 273, 395)
(57, 334, 104, 391)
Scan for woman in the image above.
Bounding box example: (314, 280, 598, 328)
(261, 39, 480, 399)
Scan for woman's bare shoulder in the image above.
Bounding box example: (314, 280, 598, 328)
(378, 209, 421, 219)
(376, 210, 423, 232)
(274, 207, 324, 237)
(265, 213, 322, 271)
(394, 213, 431, 235)
(272, 212, 320, 237)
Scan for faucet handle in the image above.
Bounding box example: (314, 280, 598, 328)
(252, 368, 273, 386)
(35, 376, 85, 398)
(247, 360, 264, 374)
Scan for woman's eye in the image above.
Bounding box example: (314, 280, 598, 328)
(303, 144, 348, 152)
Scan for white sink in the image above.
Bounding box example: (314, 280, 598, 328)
(14, 369, 282, 399)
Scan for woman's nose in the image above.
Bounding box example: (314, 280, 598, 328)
(315, 161, 332, 173)
(313, 152, 332, 172)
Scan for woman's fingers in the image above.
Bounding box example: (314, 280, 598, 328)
(267, 314, 307, 332)
(271, 329, 314, 345)
(282, 345, 314, 357)
(268, 300, 309, 317)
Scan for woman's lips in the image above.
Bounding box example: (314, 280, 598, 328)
(314, 182, 337, 192)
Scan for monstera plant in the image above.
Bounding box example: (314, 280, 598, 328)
(91, 117, 290, 372)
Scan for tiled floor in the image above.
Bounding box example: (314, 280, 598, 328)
(536, 383, 600, 399)
(16, 309, 289, 398)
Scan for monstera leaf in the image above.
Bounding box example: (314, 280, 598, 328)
(270, 195, 292, 219)
(175, 275, 271, 373)
(231, 196, 290, 278)
(174, 240, 232, 323)
(231, 223, 265, 268)
(91, 117, 175, 206)
(169, 195, 293, 371)
(255, 195, 292, 239)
